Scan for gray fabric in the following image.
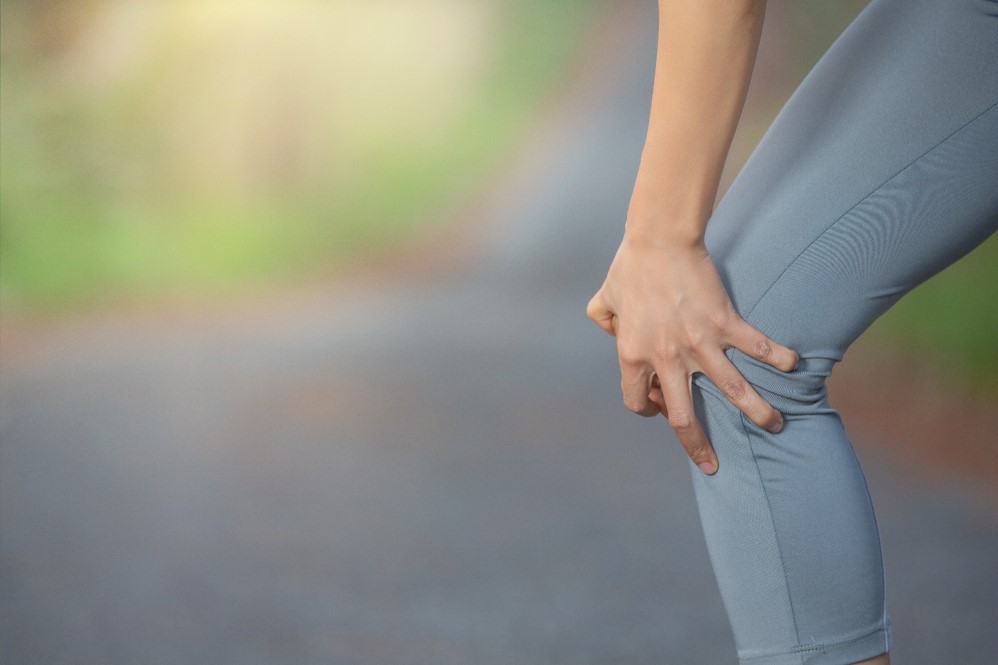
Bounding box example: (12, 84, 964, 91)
(689, 0, 998, 662)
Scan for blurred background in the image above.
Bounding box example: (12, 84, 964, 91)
(1, 0, 603, 310)
(1, 1, 995, 664)
(2, 0, 994, 388)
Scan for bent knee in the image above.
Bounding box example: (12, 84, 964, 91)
(698, 350, 836, 417)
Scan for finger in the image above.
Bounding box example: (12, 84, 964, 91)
(660, 369, 718, 475)
(619, 359, 659, 417)
(648, 374, 667, 414)
(586, 292, 617, 337)
(699, 350, 784, 434)
(727, 319, 799, 372)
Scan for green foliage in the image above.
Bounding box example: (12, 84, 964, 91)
(0, 0, 601, 311)
(865, 235, 998, 396)
(3, 1, 993, 397)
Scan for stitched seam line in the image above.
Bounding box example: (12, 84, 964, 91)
(739, 623, 888, 662)
(737, 412, 802, 659)
(742, 98, 998, 322)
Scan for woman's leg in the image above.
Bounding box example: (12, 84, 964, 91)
(690, 0, 998, 663)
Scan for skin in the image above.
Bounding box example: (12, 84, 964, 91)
(587, 2, 890, 664)
(587, 0, 796, 475)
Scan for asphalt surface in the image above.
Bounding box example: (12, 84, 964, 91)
(2, 5, 997, 664)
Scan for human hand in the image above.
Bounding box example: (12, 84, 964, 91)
(586, 232, 799, 475)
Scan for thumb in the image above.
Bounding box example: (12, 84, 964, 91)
(586, 291, 617, 337)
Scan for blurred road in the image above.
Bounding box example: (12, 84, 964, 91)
(2, 5, 996, 664)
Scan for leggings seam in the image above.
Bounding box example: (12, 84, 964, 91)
(737, 411, 802, 656)
(739, 623, 888, 662)
(742, 98, 998, 322)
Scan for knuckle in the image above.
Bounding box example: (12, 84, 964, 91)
(721, 378, 747, 402)
(753, 339, 773, 360)
(652, 338, 680, 361)
(617, 348, 643, 368)
(668, 410, 694, 431)
(681, 324, 707, 349)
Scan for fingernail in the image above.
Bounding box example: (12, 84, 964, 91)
(768, 420, 783, 434)
(698, 461, 717, 475)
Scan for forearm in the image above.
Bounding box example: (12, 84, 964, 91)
(627, 0, 767, 246)
(588, 0, 795, 478)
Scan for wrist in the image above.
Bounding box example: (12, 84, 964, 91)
(624, 201, 707, 250)
(622, 219, 706, 253)
(626, 184, 713, 246)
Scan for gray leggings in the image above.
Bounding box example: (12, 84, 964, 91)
(690, 0, 998, 663)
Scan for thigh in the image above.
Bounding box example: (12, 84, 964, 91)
(708, 0, 998, 365)
(688, 0, 998, 662)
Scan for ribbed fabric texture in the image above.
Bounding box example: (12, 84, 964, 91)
(687, 0, 998, 662)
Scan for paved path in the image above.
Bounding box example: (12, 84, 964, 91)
(2, 5, 996, 664)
